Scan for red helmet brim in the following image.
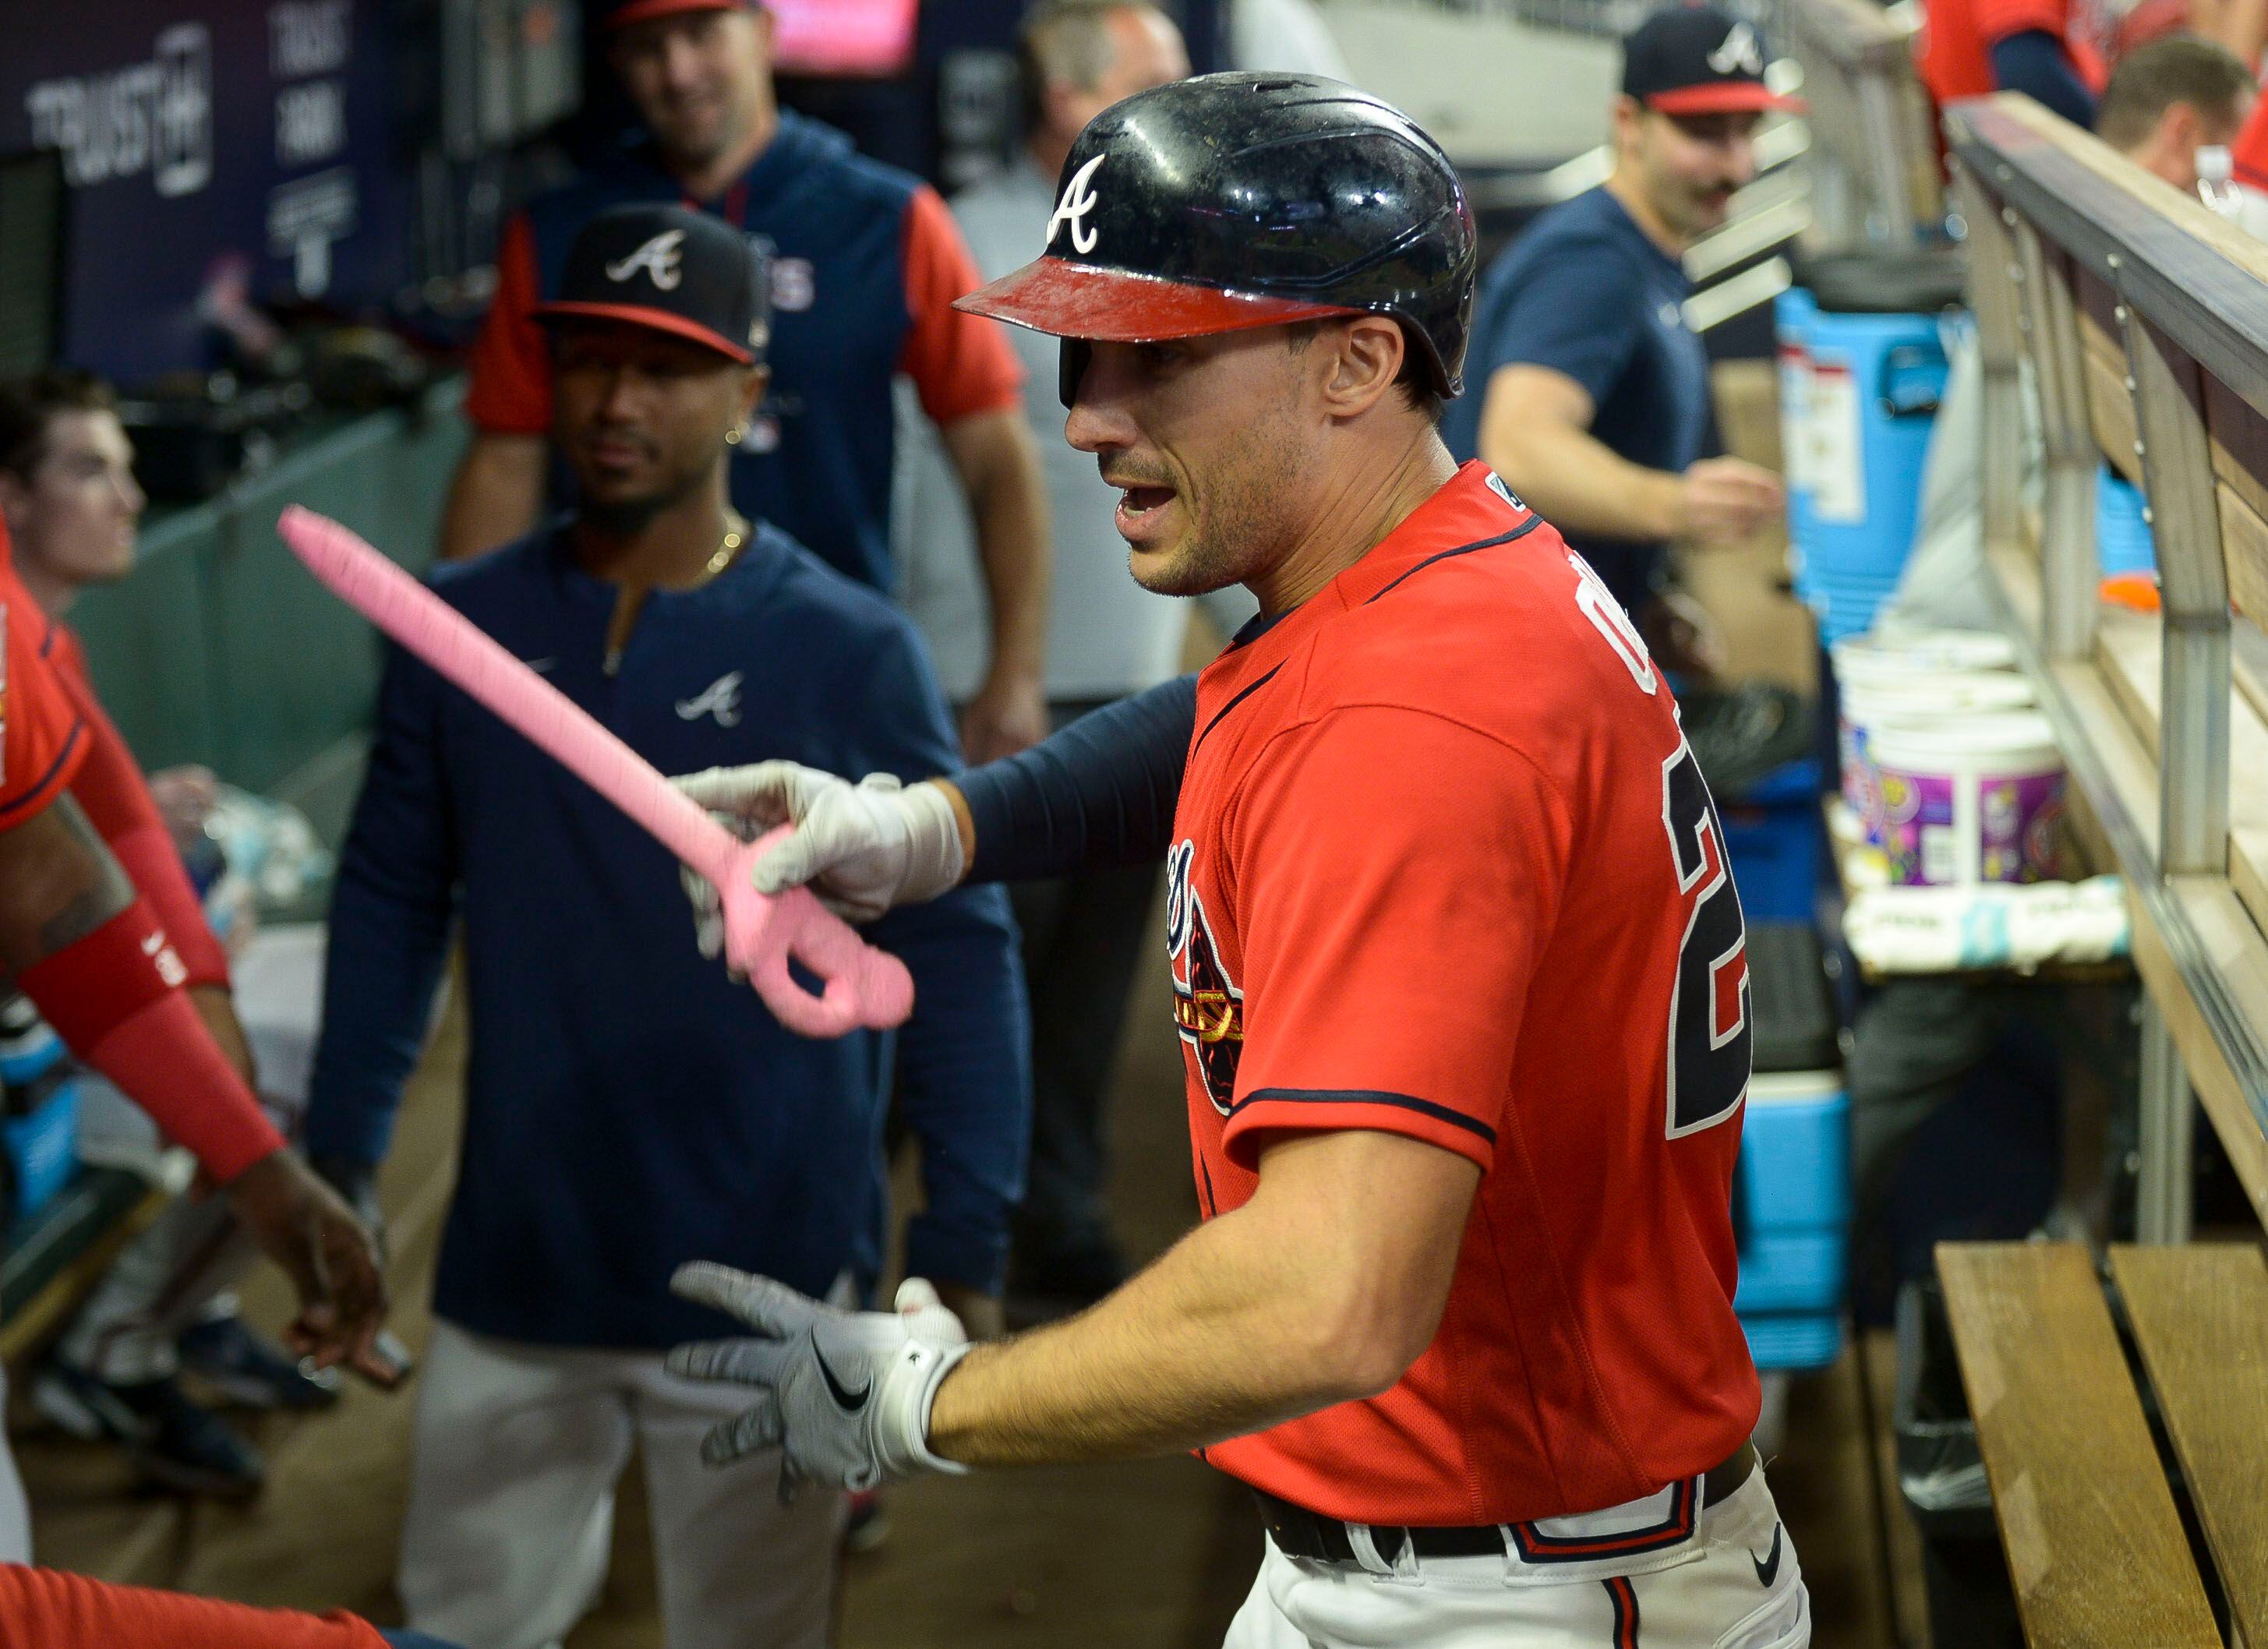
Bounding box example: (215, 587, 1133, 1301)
(955, 256, 1364, 342)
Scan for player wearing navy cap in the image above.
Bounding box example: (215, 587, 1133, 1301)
(1444, 5, 1795, 675)
(669, 75, 1809, 1648)
(446, 0, 1055, 761)
(309, 203, 1030, 1649)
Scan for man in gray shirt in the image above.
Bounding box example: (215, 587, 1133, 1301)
(896, 0, 1232, 1301)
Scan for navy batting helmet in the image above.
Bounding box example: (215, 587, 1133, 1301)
(956, 73, 1478, 404)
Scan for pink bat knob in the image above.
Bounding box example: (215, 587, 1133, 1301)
(721, 829, 915, 1037)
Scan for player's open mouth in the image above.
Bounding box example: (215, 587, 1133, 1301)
(1115, 485, 1176, 535)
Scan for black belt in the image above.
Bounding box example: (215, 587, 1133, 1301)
(1254, 1446, 1757, 1566)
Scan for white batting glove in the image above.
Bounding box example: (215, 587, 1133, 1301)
(672, 761, 966, 931)
(666, 1263, 973, 1498)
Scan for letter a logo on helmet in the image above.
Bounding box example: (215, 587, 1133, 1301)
(1047, 153, 1106, 255)
(605, 228, 687, 291)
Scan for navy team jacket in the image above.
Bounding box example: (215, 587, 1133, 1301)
(304, 521, 1030, 1351)
(465, 111, 1023, 595)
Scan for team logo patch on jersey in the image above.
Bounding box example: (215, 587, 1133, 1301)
(675, 671, 744, 727)
(1164, 840, 1242, 1115)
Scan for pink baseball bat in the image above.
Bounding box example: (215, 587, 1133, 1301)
(277, 507, 913, 1038)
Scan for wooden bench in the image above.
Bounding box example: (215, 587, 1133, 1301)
(1938, 1241, 2268, 1647)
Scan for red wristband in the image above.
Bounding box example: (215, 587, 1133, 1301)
(108, 823, 231, 989)
(16, 899, 284, 1182)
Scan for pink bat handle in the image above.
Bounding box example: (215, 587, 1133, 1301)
(277, 507, 913, 1038)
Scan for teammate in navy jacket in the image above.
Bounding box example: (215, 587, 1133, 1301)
(446, 0, 1051, 761)
(305, 205, 1029, 1649)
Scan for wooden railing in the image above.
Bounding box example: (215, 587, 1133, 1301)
(1948, 94, 2268, 1238)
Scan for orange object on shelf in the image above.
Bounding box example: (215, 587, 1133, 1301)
(2099, 572, 2161, 613)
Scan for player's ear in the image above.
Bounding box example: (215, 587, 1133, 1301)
(735, 365, 768, 429)
(1320, 316, 1408, 420)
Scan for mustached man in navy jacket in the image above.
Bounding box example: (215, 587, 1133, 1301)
(302, 205, 1029, 1649)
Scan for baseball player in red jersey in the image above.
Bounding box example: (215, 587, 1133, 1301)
(0, 515, 390, 1556)
(668, 75, 1807, 1646)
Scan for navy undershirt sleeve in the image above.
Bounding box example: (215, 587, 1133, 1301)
(1989, 30, 2097, 129)
(961, 675, 1197, 882)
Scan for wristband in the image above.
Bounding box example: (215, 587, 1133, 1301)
(878, 1339, 974, 1480)
(16, 899, 283, 1181)
(107, 823, 230, 989)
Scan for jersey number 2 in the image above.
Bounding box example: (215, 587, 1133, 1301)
(1662, 742, 1750, 1137)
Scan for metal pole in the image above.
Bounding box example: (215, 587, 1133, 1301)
(1953, 165, 2026, 562)
(2016, 221, 2099, 663)
(2121, 308, 2233, 877)
(1855, 73, 1919, 245)
(2136, 999, 2196, 1243)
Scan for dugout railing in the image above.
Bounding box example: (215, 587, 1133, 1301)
(1931, 93, 2268, 1647)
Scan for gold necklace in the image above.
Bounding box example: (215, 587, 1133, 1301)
(699, 511, 749, 582)
(603, 512, 751, 675)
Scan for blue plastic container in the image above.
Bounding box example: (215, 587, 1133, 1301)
(1721, 757, 1825, 924)
(1734, 1068, 1850, 1371)
(1778, 260, 1962, 643)
(2, 1002, 79, 1221)
(2096, 465, 2156, 575)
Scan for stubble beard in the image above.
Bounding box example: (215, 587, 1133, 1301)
(1127, 393, 1308, 600)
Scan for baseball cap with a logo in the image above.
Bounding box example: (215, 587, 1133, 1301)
(602, 0, 754, 30)
(1621, 6, 1805, 115)
(532, 203, 768, 365)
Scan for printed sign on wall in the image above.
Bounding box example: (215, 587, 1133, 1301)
(2, 0, 400, 381)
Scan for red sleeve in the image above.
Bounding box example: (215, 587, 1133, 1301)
(0, 561, 89, 829)
(48, 627, 231, 989)
(16, 900, 285, 1181)
(0, 1564, 388, 1648)
(1972, 0, 2071, 49)
(1218, 708, 1573, 1174)
(897, 185, 1025, 427)
(2238, 94, 2268, 191)
(464, 214, 554, 436)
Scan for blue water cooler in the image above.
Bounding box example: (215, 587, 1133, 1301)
(1735, 925, 1848, 1371)
(1779, 252, 1967, 642)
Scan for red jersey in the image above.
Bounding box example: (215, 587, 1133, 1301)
(1172, 463, 1759, 1527)
(2234, 89, 2268, 190)
(1915, 0, 2105, 109)
(0, 1564, 387, 1648)
(0, 519, 89, 831)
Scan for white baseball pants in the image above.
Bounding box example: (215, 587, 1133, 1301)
(1224, 1464, 1810, 1649)
(397, 1319, 846, 1649)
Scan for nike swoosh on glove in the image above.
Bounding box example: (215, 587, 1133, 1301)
(666, 1262, 973, 1499)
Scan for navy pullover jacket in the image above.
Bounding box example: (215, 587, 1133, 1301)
(468, 111, 1023, 595)
(304, 522, 1030, 1350)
